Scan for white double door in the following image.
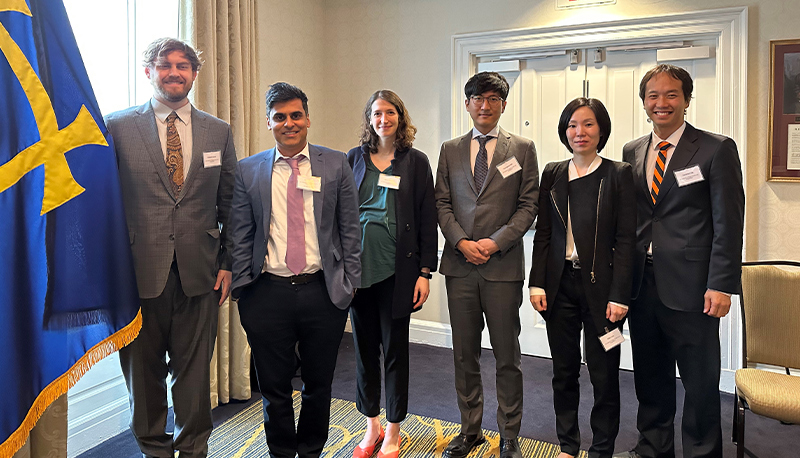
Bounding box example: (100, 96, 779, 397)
(477, 40, 718, 369)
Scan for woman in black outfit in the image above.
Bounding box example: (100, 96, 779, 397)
(528, 98, 636, 458)
(346, 90, 438, 458)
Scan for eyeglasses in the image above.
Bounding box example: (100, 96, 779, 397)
(470, 95, 504, 106)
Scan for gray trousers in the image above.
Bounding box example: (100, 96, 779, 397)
(119, 261, 219, 458)
(445, 270, 524, 439)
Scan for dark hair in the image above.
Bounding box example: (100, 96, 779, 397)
(359, 90, 417, 153)
(639, 64, 693, 102)
(142, 38, 202, 71)
(557, 98, 612, 153)
(464, 71, 509, 100)
(265, 82, 309, 115)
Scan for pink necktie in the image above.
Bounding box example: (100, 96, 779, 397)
(284, 156, 306, 275)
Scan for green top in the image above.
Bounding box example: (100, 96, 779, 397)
(358, 155, 397, 288)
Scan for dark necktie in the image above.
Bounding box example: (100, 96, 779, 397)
(284, 156, 306, 275)
(651, 141, 670, 204)
(165, 111, 184, 194)
(474, 135, 493, 190)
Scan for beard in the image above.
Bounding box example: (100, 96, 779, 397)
(154, 78, 192, 103)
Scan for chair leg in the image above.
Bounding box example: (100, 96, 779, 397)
(732, 391, 738, 443)
(735, 392, 746, 458)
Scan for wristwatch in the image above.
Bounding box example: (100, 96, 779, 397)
(419, 271, 432, 279)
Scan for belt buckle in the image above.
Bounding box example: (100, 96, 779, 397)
(290, 275, 303, 285)
(572, 259, 581, 270)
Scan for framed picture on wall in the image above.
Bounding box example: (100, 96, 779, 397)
(769, 39, 800, 181)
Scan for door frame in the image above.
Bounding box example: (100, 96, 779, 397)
(449, 6, 748, 392)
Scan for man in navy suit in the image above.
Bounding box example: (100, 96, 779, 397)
(617, 65, 744, 458)
(228, 82, 361, 458)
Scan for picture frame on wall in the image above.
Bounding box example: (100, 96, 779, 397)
(769, 39, 800, 181)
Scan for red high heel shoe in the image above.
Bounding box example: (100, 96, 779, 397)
(377, 435, 402, 458)
(353, 427, 385, 458)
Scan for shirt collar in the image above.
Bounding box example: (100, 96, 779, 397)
(151, 98, 192, 125)
(471, 125, 500, 139)
(651, 121, 687, 151)
(274, 143, 310, 164)
(568, 154, 603, 181)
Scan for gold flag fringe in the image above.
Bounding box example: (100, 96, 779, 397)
(0, 308, 143, 458)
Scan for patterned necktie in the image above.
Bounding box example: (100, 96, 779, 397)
(165, 111, 184, 194)
(474, 135, 493, 190)
(651, 141, 671, 204)
(284, 156, 306, 275)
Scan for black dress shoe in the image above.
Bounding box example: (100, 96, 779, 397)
(612, 451, 643, 458)
(443, 433, 486, 458)
(499, 437, 521, 458)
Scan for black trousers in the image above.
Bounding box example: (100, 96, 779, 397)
(629, 263, 722, 458)
(238, 273, 348, 458)
(350, 275, 411, 423)
(546, 265, 621, 458)
(119, 260, 219, 458)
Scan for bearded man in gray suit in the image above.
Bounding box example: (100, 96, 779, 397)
(105, 38, 236, 458)
(435, 71, 539, 458)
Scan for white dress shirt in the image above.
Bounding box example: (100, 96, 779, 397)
(470, 125, 500, 175)
(264, 143, 322, 277)
(152, 98, 192, 180)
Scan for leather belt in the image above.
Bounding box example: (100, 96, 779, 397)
(565, 259, 581, 270)
(268, 271, 323, 285)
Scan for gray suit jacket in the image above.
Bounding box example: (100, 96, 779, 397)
(228, 145, 362, 310)
(435, 128, 539, 281)
(106, 101, 237, 299)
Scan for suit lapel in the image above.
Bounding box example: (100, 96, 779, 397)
(457, 132, 478, 196)
(656, 123, 700, 206)
(135, 102, 176, 200)
(634, 136, 651, 200)
(308, 145, 324, 233)
(550, 161, 569, 230)
(258, 149, 275, 231)
(178, 106, 207, 203)
(480, 128, 511, 196)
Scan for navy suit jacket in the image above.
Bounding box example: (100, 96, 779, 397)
(622, 123, 744, 312)
(229, 144, 361, 309)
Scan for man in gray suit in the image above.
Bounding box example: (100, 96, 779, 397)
(228, 82, 361, 458)
(106, 38, 236, 458)
(435, 71, 539, 458)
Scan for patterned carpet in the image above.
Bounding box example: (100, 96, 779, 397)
(208, 393, 587, 458)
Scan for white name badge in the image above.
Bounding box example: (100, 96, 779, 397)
(674, 164, 705, 187)
(296, 176, 322, 192)
(599, 328, 625, 352)
(378, 174, 401, 189)
(203, 151, 221, 168)
(497, 156, 522, 178)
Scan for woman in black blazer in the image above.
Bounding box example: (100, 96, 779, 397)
(528, 98, 636, 458)
(346, 90, 438, 458)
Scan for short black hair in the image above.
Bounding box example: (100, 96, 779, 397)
(464, 71, 509, 100)
(639, 64, 693, 103)
(557, 97, 612, 153)
(265, 82, 309, 115)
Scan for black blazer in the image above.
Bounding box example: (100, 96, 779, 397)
(529, 158, 636, 333)
(622, 123, 744, 312)
(347, 145, 438, 318)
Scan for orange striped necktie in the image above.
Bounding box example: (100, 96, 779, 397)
(165, 111, 184, 195)
(650, 141, 671, 204)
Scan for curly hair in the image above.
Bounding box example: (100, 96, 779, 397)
(358, 90, 417, 153)
(142, 37, 202, 71)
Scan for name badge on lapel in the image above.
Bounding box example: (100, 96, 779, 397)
(378, 174, 401, 189)
(497, 156, 522, 178)
(674, 165, 704, 187)
(296, 176, 322, 192)
(203, 151, 221, 168)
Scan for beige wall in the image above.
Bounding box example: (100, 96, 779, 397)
(257, 1, 800, 309)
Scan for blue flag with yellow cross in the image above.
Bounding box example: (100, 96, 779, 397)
(0, 0, 141, 454)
